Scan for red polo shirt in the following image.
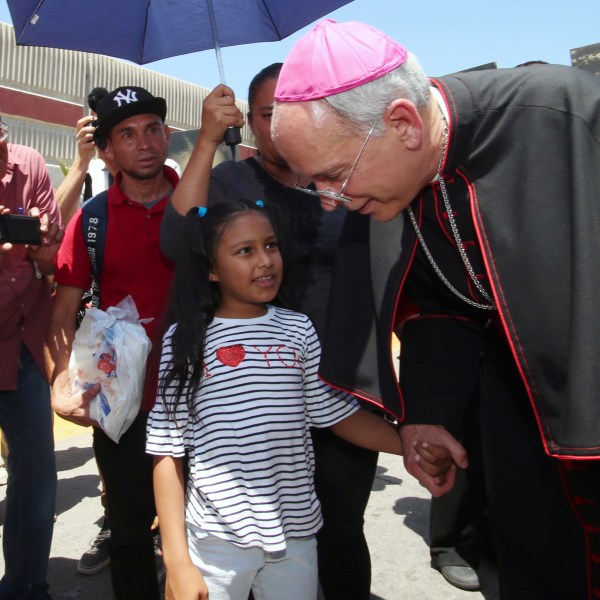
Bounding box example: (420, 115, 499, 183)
(55, 166, 178, 410)
(0, 144, 60, 390)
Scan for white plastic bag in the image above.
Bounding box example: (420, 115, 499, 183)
(69, 295, 153, 443)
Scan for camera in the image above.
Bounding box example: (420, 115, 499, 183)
(0, 214, 42, 245)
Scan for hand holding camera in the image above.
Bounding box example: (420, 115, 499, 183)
(27, 207, 64, 273)
(0, 205, 64, 273)
(0, 212, 42, 245)
(75, 115, 98, 164)
(0, 205, 12, 256)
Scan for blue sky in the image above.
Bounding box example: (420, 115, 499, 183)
(1, 1, 599, 103)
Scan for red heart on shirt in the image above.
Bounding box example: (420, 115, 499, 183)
(216, 345, 246, 367)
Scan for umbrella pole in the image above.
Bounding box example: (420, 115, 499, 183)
(206, 1, 226, 84)
(206, 0, 241, 153)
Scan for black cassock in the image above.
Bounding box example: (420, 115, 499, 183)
(320, 64, 600, 599)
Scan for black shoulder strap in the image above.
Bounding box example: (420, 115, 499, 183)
(81, 190, 108, 307)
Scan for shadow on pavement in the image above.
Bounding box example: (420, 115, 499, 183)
(55, 474, 102, 517)
(48, 556, 113, 600)
(372, 465, 403, 492)
(55, 445, 95, 473)
(393, 496, 430, 543)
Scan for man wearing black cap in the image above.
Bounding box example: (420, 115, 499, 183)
(46, 86, 178, 600)
(56, 87, 181, 227)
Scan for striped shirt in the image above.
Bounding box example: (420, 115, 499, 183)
(146, 305, 359, 552)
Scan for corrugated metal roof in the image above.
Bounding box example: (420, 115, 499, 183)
(0, 21, 255, 164)
(2, 115, 75, 165)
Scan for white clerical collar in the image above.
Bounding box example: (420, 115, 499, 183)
(431, 86, 449, 122)
(429, 86, 449, 184)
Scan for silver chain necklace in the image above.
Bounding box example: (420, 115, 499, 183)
(406, 110, 497, 311)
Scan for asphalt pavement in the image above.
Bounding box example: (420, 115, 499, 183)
(0, 424, 500, 599)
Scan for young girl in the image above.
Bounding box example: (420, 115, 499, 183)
(147, 199, 452, 600)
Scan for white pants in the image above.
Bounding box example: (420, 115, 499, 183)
(187, 533, 318, 600)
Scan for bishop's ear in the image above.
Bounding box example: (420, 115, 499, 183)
(385, 99, 424, 151)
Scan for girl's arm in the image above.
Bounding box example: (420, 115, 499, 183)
(171, 84, 244, 216)
(153, 455, 209, 600)
(331, 409, 403, 454)
(330, 409, 461, 477)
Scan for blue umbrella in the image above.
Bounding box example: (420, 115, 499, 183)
(7, 0, 353, 72)
(7, 0, 354, 145)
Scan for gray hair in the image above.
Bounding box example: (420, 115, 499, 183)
(318, 52, 430, 137)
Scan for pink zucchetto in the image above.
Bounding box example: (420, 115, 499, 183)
(274, 19, 408, 102)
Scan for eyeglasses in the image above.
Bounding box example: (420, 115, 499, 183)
(0, 120, 9, 143)
(294, 121, 377, 203)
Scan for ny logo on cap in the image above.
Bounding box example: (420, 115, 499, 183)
(113, 89, 138, 107)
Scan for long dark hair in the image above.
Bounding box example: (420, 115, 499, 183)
(159, 198, 284, 418)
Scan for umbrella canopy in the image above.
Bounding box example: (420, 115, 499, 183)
(7, 0, 354, 65)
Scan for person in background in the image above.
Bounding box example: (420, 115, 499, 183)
(46, 86, 178, 600)
(55, 85, 176, 579)
(52, 86, 116, 577)
(0, 114, 63, 599)
(56, 87, 181, 225)
(414, 344, 488, 591)
(271, 19, 600, 599)
(161, 65, 389, 599)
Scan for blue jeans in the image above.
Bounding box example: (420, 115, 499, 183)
(0, 345, 56, 599)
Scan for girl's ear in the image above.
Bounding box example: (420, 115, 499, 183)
(209, 270, 219, 282)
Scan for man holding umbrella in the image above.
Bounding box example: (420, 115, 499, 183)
(271, 19, 600, 599)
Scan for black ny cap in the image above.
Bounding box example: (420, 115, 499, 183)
(94, 86, 167, 144)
